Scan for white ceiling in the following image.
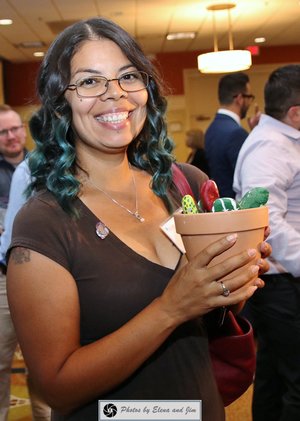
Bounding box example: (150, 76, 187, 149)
(0, 0, 299, 63)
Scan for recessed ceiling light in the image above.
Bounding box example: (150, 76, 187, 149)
(254, 37, 266, 43)
(166, 32, 196, 41)
(33, 51, 45, 57)
(0, 19, 13, 25)
(19, 41, 44, 48)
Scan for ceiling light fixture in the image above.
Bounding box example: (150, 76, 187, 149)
(197, 2, 251, 74)
(0, 19, 13, 25)
(166, 32, 196, 41)
(254, 37, 266, 43)
(33, 51, 45, 57)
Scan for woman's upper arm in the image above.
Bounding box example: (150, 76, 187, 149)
(7, 247, 80, 388)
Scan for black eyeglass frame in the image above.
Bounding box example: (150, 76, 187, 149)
(233, 93, 255, 101)
(66, 71, 150, 98)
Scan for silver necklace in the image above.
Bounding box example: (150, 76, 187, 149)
(88, 167, 145, 223)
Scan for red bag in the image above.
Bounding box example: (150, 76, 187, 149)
(172, 163, 256, 406)
(208, 310, 256, 406)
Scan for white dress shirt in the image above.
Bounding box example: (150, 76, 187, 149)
(233, 114, 300, 277)
(217, 108, 241, 126)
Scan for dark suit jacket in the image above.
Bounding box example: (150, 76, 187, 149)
(204, 113, 249, 198)
(187, 148, 210, 176)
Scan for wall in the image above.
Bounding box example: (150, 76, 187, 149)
(156, 44, 300, 96)
(156, 46, 300, 162)
(168, 62, 300, 162)
(0, 61, 4, 103)
(16, 104, 40, 151)
(3, 61, 40, 107)
(2, 61, 40, 150)
(184, 63, 287, 131)
(4, 44, 300, 103)
(3, 45, 300, 155)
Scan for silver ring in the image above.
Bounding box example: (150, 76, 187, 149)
(220, 281, 230, 297)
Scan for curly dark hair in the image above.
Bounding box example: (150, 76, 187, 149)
(28, 17, 176, 215)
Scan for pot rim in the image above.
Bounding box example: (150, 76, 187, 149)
(174, 206, 269, 235)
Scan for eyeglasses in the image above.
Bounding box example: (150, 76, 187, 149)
(242, 93, 255, 101)
(0, 125, 24, 138)
(233, 93, 255, 102)
(67, 71, 150, 98)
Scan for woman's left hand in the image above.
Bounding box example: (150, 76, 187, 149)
(256, 226, 272, 286)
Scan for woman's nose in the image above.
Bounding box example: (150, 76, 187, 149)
(100, 79, 128, 100)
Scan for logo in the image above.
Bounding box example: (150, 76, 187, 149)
(103, 403, 118, 418)
(99, 400, 202, 421)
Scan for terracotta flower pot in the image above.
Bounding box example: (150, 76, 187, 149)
(174, 206, 269, 280)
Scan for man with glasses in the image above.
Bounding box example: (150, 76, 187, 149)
(0, 104, 27, 214)
(234, 64, 300, 421)
(204, 72, 259, 197)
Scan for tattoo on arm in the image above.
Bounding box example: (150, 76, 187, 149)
(11, 247, 31, 265)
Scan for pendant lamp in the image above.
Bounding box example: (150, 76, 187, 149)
(198, 2, 252, 74)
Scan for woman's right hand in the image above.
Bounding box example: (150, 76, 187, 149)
(160, 233, 260, 326)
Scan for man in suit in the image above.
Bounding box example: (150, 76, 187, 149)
(204, 72, 260, 197)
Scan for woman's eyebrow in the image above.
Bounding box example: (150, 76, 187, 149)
(72, 64, 136, 77)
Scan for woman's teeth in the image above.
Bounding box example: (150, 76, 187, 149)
(96, 112, 129, 123)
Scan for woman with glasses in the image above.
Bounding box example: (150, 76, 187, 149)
(6, 18, 271, 421)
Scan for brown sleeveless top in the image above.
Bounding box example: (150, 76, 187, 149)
(9, 163, 224, 421)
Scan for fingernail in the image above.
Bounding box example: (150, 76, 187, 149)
(251, 265, 259, 274)
(255, 279, 264, 288)
(227, 233, 237, 242)
(248, 248, 257, 257)
(260, 242, 267, 251)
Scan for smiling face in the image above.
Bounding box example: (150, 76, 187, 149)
(65, 38, 148, 160)
(0, 110, 26, 159)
